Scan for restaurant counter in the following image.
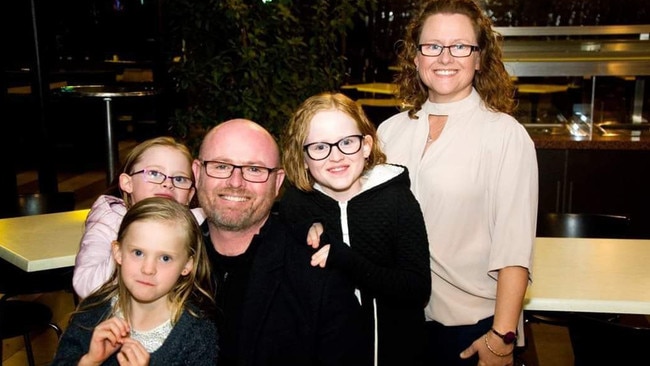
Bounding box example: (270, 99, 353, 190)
(532, 129, 650, 239)
(531, 131, 650, 150)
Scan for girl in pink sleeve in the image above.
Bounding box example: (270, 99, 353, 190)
(73, 136, 204, 299)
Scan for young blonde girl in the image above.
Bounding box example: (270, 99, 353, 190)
(53, 197, 217, 365)
(73, 136, 204, 299)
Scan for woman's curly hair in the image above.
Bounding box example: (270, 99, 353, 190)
(394, 0, 515, 118)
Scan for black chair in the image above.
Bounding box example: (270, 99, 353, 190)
(535, 213, 631, 239)
(569, 313, 650, 366)
(0, 192, 75, 365)
(523, 213, 632, 365)
(0, 298, 63, 365)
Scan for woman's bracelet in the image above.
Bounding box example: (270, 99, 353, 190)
(484, 334, 514, 357)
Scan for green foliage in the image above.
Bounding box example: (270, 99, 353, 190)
(166, 0, 375, 150)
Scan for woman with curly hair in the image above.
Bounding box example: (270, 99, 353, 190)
(377, 1, 538, 365)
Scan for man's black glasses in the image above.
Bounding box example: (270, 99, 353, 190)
(201, 161, 279, 183)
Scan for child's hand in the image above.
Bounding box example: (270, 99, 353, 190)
(116, 338, 150, 366)
(311, 244, 331, 268)
(82, 317, 130, 365)
(307, 222, 324, 249)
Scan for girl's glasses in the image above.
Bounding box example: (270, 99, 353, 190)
(130, 169, 193, 189)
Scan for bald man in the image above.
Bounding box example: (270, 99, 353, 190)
(192, 119, 370, 366)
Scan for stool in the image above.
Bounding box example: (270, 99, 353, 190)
(58, 85, 159, 184)
(0, 298, 62, 366)
(16, 192, 75, 216)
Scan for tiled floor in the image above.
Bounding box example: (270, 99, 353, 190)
(4, 139, 575, 366)
(526, 323, 574, 366)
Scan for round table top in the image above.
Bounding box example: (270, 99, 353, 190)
(58, 84, 158, 98)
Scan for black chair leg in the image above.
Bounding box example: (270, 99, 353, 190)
(515, 320, 540, 366)
(2, 316, 62, 366)
(49, 322, 63, 338)
(23, 333, 36, 366)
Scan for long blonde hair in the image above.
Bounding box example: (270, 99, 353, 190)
(74, 197, 214, 325)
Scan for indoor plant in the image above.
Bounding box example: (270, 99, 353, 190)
(165, 0, 375, 150)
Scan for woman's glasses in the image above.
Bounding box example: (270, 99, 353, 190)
(417, 43, 480, 58)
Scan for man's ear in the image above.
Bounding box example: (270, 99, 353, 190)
(274, 169, 286, 196)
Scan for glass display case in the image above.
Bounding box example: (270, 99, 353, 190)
(497, 25, 650, 138)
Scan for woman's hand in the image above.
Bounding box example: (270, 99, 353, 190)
(459, 332, 515, 366)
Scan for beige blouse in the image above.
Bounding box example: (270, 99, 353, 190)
(377, 89, 538, 345)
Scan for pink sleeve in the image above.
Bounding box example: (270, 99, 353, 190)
(72, 196, 126, 299)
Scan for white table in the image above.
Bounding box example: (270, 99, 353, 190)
(2, 215, 650, 316)
(524, 237, 650, 315)
(0, 209, 89, 272)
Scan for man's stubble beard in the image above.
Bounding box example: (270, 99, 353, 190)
(200, 188, 273, 232)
